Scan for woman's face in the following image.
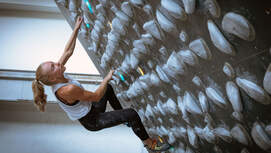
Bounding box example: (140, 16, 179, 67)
(41, 61, 66, 82)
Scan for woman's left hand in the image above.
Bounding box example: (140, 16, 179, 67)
(75, 16, 83, 30)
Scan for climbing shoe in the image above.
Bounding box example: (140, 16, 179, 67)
(145, 138, 171, 152)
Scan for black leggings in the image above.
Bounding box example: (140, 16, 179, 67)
(78, 84, 150, 141)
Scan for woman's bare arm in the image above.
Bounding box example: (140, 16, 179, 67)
(58, 16, 83, 66)
(57, 70, 115, 103)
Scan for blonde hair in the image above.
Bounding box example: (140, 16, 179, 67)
(31, 63, 55, 112)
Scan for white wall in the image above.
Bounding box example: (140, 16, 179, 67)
(0, 10, 99, 74)
(0, 122, 146, 153)
(0, 102, 146, 153)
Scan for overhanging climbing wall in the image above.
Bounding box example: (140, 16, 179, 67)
(55, 0, 271, 152)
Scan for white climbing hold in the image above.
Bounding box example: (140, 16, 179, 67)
(223, 62, 235, 79)
(263, 64, 271, 95)
(187, 125, 199, 148)
(115, 11, 130, 26)
(143, 20, 164, 40)
(231, 124, 252, 146)
(189, 38, 212, 60)
(121, 2, 133, 17)
(202, 125, 217, 143)
(156, 100, 166, 115)
(184, 91, 203, 115)
(177, 96, 190, 124)
(161, 0, 187, 20)
(204, 0, 221, 18)
(156, 9, 177, 33)
(213, 126, 232, 143)
(143, 4, 152, 16)
(141, 33, 155, 46)
(166, 51, 187, 75)
(182, 0, 196, 14)
(68, 0, 77, 12)
(226, 81, 243, 112)
(236, 77, 271, 105)
(251, 122, 271, 151)
(156, 65, 171, 84)
(112, 17, 126, 36)
(179, 30, 189, 43)
(207, 19, 236, 56)
(130, 0, 143, 7)
(222, 12, 255, 41)
(177, 49, 199, 66)
(198, 91, 209, 113)
(231, 111, 244, 122)
(205, 87, 228, 109)
(132, 23, 141, 37)
(164, 98, 178, 115)
(145, 104, 154, 120)
(192, 75, 204, 87)
(150, 71, 161, 87)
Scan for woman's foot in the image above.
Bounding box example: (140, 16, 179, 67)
(144, 137, 171, 152)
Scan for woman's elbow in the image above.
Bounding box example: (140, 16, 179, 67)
(88, 94, 102, 103)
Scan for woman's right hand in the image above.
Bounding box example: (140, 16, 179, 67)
(75, 16, 83, 30)
(105, 70, 115, 82)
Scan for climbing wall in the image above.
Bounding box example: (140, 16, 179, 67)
(55, 0, 271, 152)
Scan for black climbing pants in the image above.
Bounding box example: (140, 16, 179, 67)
(78, 84, 150, 141)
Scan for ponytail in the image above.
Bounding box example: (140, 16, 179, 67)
(32, 79, 47, 112)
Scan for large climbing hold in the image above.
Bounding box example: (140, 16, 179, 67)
(222, 12, 256, 41)
(207, 19, 236, 56)
(230, 124, 252, 146)
(251, 122, 271, 151)
(156, 9, 177, 33)
(236, 77, 271, 105)
(226, 81, 243, 112)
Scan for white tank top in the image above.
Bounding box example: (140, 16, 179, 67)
(51, 73, 91, 121)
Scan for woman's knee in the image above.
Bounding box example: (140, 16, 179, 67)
(80, 120, 101, 131)
(126, 108, 140, 119)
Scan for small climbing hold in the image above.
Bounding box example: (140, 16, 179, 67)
(189, 38, 212, 60)
(182, 0, 196, 14)
(223, 62, 235, 79)
(118, 72, 125, 81)
(85, 0, 93, 14)
(137, 67, 145, 76)
(179, 30, 189, 43)
(204, 0, 221, 18)
(263, 64, 271, 95)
